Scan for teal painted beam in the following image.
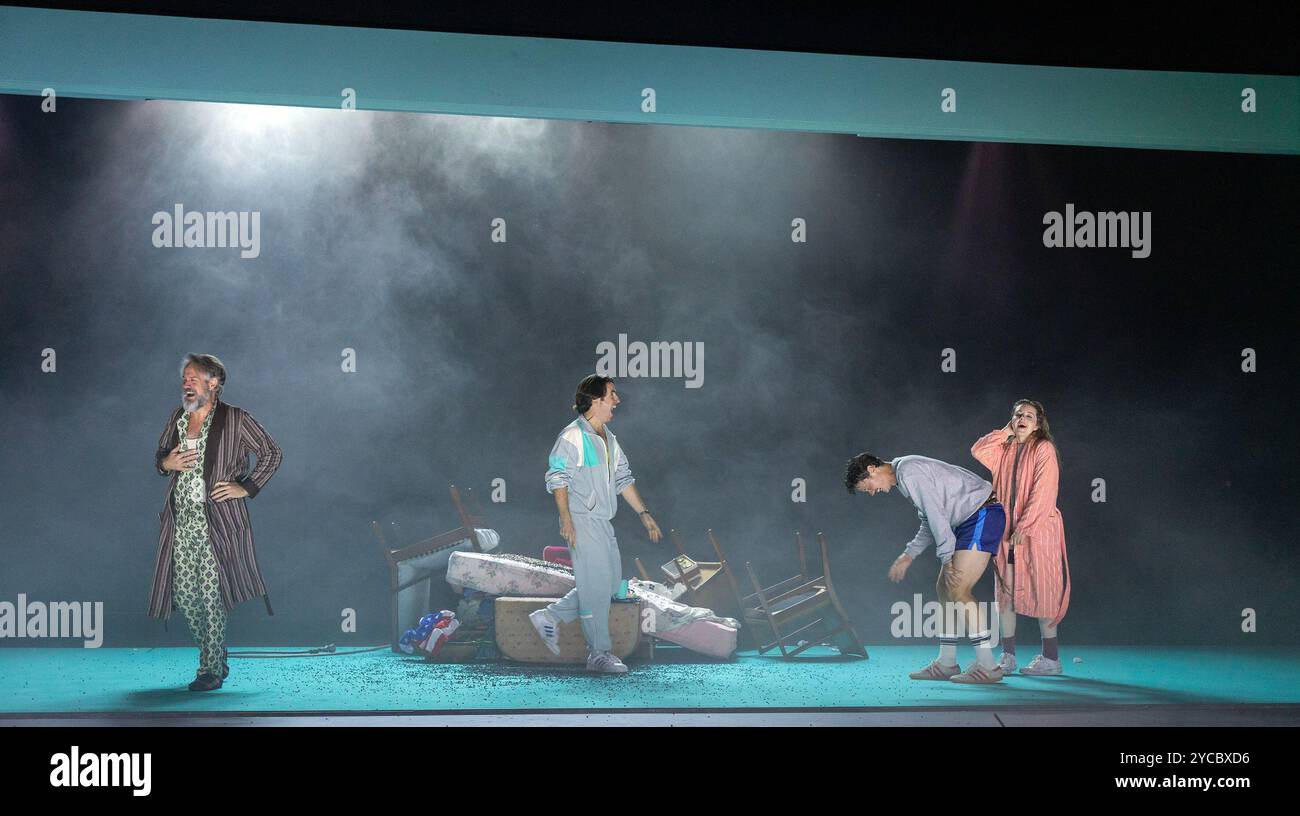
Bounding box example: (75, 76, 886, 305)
(1, 6, 1296, 154)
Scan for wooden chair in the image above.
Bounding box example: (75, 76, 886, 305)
(708, 529, 867, 659)
(658, 530, 742, 613)
(373, 484, 492, 651)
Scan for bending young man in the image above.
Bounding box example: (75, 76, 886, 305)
(846, 452, 1006, 684)
(531, 375, 662, 674)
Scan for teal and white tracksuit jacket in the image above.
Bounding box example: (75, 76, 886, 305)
(544, 414, 635, 653)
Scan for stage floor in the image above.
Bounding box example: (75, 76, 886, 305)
(2, 644, 1297, 725)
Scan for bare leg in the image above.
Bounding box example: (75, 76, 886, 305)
(998, 564, 1017, 667)
(933, 567, 958, 667)
(941, 550, 994, 666)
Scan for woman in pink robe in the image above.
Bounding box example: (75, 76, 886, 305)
(971, 400, 1070, 675)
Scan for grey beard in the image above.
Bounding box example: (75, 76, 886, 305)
(182, 392, 209, 414)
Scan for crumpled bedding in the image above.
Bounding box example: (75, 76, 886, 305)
(626, 578, 740, 634)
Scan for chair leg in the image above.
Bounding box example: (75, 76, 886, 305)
(817, 532, 868, 658)
(670, 528, 688, 557)
(745, 561, 787, 656)
(782, 616, 836, 657)
(706, 529, 760, 651)
(372, 521, 404, 653)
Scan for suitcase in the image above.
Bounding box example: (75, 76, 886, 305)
(542, 545, 573, 567)
(494, 597, 642, 663)
(447, 551, 576, 597)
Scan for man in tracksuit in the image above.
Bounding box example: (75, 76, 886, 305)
(845, 452, 1007, 684)
(531, 375, 662, 673)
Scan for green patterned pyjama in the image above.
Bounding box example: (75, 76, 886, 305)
(171, 409, 227, 678)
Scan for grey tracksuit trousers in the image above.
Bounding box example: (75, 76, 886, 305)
(547, 515, 627, 652)
(544, 415, 635, 654)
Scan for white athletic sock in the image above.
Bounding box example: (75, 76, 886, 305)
(938, 637, 958, 667)
(969, 631, 995, 669)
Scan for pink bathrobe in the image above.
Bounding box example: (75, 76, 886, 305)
(971, 430, 1070, 627)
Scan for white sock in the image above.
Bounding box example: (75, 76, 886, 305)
(938, 637, 958, 667)
(970, 631, 995, 669)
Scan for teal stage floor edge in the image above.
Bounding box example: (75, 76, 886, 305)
(2, 644, 1296, 715)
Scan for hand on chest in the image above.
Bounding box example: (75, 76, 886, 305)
(175, 420, 238, 482)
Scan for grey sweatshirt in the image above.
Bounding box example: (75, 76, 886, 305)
(891, 455, 994, 564)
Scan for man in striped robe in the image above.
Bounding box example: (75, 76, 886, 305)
(148, 354, 282, 691)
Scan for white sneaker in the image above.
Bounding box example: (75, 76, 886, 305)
(528, 608, 562, 656)
(586, 651, 629, 674)
(997, 652, 1018, 674)
(1020, 654, 1063, 675)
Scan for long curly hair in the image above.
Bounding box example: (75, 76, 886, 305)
(1012, 398, 1061, 468)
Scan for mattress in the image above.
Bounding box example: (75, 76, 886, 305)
(446, 551, 576, 597)
(627, 578, 739, 659)
(653, 618, 738, 659)
(494, 597, 641, 664)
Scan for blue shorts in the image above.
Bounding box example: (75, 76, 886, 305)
(952, 503, 1005, 556)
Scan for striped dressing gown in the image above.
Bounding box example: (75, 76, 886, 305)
(971, 430, 1071, 627)
(147, 399, 283, 621)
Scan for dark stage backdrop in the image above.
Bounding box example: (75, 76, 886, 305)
(1, 96, 1296, 648)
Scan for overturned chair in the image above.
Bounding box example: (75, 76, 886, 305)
(708, 529, 867, 659)
(636, 530, 743, 621)
(372, 484, 499, 651)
